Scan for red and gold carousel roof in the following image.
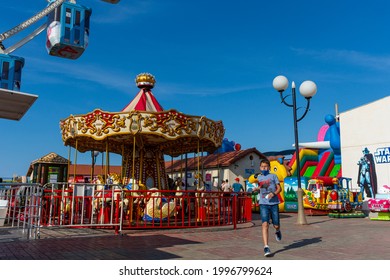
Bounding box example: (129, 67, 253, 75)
(60, 73, 225, 157)
(121, 73, 164, 112)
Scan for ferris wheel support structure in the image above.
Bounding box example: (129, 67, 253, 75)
(1, 24, 47, 55)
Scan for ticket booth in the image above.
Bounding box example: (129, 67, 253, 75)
(27, 152, 69, 185)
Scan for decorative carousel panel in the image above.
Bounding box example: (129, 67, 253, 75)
(60, 108, 224, 155)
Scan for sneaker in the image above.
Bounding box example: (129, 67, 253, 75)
(264, 246, 271, 257)
(275, 230, 282, 242)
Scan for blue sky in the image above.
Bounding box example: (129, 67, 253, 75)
(1, 0, 390, 177)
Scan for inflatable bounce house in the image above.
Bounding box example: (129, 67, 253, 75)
(248, 113, 364, 216)
(214, 138, 241, 154)
(282, 114, 342, 214)
(245, 114, 343, 214)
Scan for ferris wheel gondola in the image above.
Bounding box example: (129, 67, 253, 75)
(0, 54, 24, 91)
(46, 1, 92, 59)
(0, 0, 118, 91)
(0, 0, 118, 121)
(0, 0, 65, 91)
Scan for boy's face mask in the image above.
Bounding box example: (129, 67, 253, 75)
(261, 170, 270, 176)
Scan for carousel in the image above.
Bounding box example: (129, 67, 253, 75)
(55, 73, 230, 227)
(60, 73, 225, 188)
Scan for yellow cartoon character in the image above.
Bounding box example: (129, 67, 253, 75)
(270, 159, 289, 212)
(247, 174, 260, 212)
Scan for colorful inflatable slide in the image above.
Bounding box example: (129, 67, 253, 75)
(280, 114, 342, 212)
(288, 149, 342, 178)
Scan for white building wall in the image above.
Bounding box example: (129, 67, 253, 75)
(340, 96, 390, 197)
(167, 151, 263, 191)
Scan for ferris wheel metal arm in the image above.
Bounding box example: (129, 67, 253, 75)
(0, 0, 66, 43)
(0, 23, 47, 55)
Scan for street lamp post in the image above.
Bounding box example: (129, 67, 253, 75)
(272, 75, 317, 225)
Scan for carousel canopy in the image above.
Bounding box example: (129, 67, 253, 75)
(60, 108, 224, 157)
(121, 88, 164, 112)
(60, 73, 225, 157)
(122, 73, 163, 112)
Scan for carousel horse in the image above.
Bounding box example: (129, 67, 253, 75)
(194, 173, 206, 201)
(91, 175, 106, 211)
(173, 177, 184, 209)
(94, 174, 123, 201)
(143, 188, 176, 222)
(92, 173, 124, 223)
(194, 173, 209, 221)
(124, 179, 148, 219)
(125, 179, 147, 203)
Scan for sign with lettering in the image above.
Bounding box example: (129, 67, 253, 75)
(374, 147, 390, 164)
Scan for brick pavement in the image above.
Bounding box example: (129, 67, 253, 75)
(0, 213, 390, 260)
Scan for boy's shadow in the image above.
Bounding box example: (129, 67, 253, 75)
(269, 237, 322, 257)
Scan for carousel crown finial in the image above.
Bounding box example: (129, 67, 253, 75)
(135, 73, 156, 89)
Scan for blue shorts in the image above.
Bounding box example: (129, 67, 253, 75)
(260, 204, 280, 226)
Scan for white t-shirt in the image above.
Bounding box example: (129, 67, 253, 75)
(222, 182, 231, 192)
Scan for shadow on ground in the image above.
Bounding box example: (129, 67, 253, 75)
(272, 237, 322, 256)
(1, 234, 201, 260)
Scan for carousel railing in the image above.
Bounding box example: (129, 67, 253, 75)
(124, 189, 253, 229)
(1, 182, 253, 238)
(40, 182, 123, 232)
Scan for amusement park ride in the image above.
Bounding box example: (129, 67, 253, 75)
(0, 0, 119, 120)
(60, 72, 225, 189)
(0, 0, 234, 230)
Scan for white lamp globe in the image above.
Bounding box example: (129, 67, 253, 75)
(273, 75, 289, 92)
(299, 80, 317, 98)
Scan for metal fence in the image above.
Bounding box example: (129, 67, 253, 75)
(0, 183, 43, 239)
(0, 182, 252, 239)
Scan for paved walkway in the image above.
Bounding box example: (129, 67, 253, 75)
(0, 213, 389, 260)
